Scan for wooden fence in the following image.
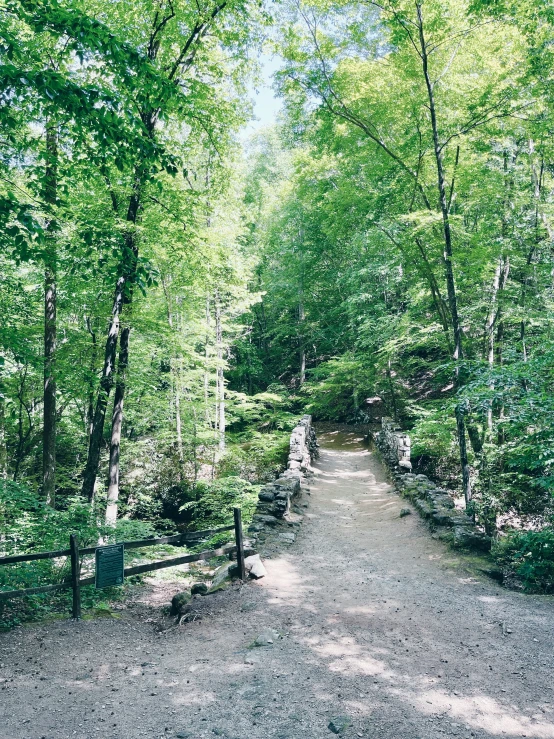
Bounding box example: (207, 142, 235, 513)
(0, 507, 246, 620)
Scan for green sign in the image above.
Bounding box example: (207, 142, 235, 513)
(95, 544, 125, 588)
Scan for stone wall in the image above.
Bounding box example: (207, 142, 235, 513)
(248, 415, 318, 544)
(375, 418, 491, 552)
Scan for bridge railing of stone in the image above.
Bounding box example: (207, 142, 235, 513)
(248, 415, 318, 538)
(375, 417, 491, 552)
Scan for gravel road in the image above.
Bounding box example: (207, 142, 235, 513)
(1, 429, 553, 739)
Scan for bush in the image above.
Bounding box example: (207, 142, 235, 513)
(219, 432, 289, 482)
(0, 481, 156, 602)
(492, 529, 554, 593)
(179, 477, 260, 529)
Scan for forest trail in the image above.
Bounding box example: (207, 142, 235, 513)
(2, 429, 554, 739)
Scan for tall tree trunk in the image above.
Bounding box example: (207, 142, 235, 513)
(0, 387, 7, 481)
(81, 276, 126, 501)
(105, 325, 130, 525)
(485, 258, 503, 433)
(298, 228, 306, 385)
(82, 166, 142, 501)
(215, 293, 225, 453)
(85, 317, 98, 443)
(175, 376, 184, 467)
(43, 122, 58, 507)
(299, 297, 306, 386)
(204, 293, 212, 426)
(417, 3, 471, 505)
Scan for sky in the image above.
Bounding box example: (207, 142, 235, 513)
(241, 54, 283, 139)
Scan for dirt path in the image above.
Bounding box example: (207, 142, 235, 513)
(2, 430, 554, 739)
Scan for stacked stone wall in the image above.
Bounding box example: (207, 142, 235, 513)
(375, 418, 491, 552)
(248, 415, 318, 545)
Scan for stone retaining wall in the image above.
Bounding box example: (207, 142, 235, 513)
(375, 418, 491, 552)
(248, 415, 318, 545)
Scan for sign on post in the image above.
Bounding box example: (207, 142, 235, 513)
(95, 544, 125, 588)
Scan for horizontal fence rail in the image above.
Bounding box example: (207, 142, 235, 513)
(0, 525, 235, 565)
(0, 511, 245, 620)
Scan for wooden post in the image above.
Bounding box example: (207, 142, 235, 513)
(69, 534, 81, 620)
(233, 507, 246, 580)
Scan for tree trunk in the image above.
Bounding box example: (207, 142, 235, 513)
(299, 297, 306, 386)
(82, 162, 142, 502)
(81, 276, 126, 501)
(175, 369, 184, 468)
(105, 326, 130, 525)
(204, 293, 212, 426)
(417, 2, 471, 505)
(43, 122, 58, 507)
(0, 389, 7, 481)
(215, 295, 225, 453)
(85, 317, 98, 443)
(485, 258, 503, 433)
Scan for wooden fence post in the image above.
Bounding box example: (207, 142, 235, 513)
(233, 508, 246, 580)
(69, 534, 81, 620)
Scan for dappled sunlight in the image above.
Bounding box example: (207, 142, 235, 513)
(300, 624, 554, 738)
(403, 688, 554, 737)
(344, 699, 373, 715)
(262, 556, 318, 610)
(172, 688, 217, 707)
(304, 634, 395, 680)
(289, 431, 554, 739)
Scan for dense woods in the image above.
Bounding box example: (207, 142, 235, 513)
(1, 0, 554, 611)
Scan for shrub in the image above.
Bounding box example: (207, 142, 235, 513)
(179, 477, 260, 529)
(219, 432, 289, 482)
(492, 529, 554, 593)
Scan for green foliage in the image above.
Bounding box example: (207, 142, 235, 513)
(178, 477, 260, 529)
(219, 432, 290, 482)
(493, 529, 554, 593)
(0, 480, 156, 591)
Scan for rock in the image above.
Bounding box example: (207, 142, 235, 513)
(274, 477, 301, 495)
(452, 527, 491, 552)
(245, 554, 267, 579)
(211, 562, 238, 589)
(328, 716, 351, 734)
(399, 508, 411, 518)
(244, 653, 261, 665)
(191, 583, 208, 596)
(278, 532, 296, 543)
(252, 514, 279, 526)
(251, 629, 280, 647)
(258, 488, 276, 502)
(170, 591, 191, 616)
(229, 545, 256, 560)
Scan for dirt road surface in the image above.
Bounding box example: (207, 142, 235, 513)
(1, 430, 554, 739)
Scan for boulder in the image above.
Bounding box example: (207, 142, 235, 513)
(170, 591, 191, 616)
(191, 582, 208, 596)
(211, 561, 238, 589)
(251, 629, 280, 647)
(278, 532, 296, 543)
(452, 527, 491, 552)
(245, 554, 267, 579)
(328, 716, 351, 734)
(258, 487, 276, 502)
(252, 514, 279, 526)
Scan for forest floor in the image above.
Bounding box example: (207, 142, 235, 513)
(1, 429, 554, 739)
